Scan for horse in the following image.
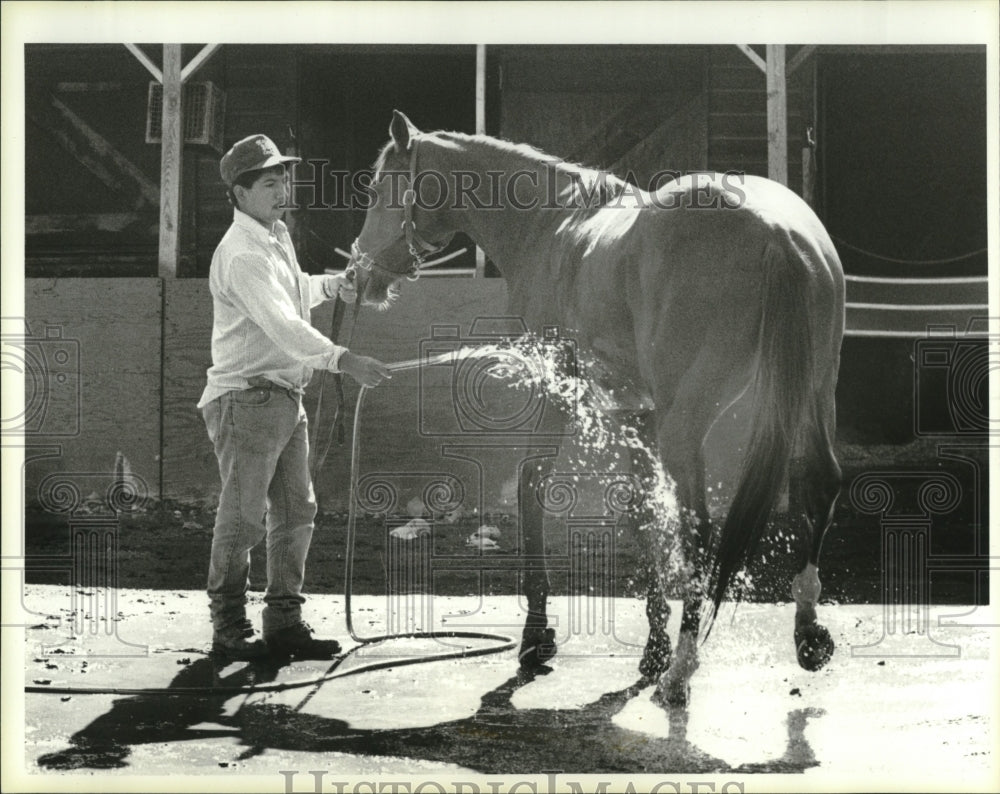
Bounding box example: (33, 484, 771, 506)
(347, 110, 844, 705)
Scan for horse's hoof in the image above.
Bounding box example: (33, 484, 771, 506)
(638, 633, 672, 680)
(518, 627, 556, 669)
(795, 622, 834, 671)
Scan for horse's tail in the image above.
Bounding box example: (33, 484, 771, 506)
(708, 235, 814, 625)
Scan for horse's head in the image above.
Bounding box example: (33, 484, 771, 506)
(351, 110, 455, 309)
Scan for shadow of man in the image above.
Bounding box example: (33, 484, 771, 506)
(36, 655, 283, 770)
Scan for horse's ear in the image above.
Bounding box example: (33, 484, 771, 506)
(390, 110, 419, 153)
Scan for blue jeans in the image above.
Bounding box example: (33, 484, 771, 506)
(202, 385, 316, 636)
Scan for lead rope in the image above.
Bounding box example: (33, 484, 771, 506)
(309, 270, 360, 480)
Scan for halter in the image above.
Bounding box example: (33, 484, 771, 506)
(349, 136, 447, 282)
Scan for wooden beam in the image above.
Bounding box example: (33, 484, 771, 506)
(55, 82, 124, 92)
(27, 91, 160, 207)
(158, 45, 183, 279)
(125, 42, 222, 85)
(820, 44, 978, 55)
(124, 43, 162, 83)
(735, 44, 766, 73)
(181, 44, 222, 84)
(766, 44, 788, 186)
(787, 45, 817, 77)
(569, 90, 692, 168)
(26, 254, 158, 274)
(475, 44, 487, 278)
(26, 213, 145, 235)
(609, 93, 709, 178)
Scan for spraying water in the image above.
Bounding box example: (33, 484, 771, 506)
(387, 331, 759, 607)
(441, 334, 694, 592)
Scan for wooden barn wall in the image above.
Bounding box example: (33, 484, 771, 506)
(25, 275, 753, 517)
(491, 45, 815, 198)
(25, 46, 167, 276)
(22, 277, 512, 508)
(496, 46, 709, 184)
(707, 47, 807, 192)
(160, 279, 215, 502)
(23, 279, 163, 507)
(25, 44, 816, 279)
(24, 45, 300, 278)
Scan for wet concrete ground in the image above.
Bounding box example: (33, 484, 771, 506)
(10, 584, 999, 792)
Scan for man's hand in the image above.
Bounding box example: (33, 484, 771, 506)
(338, 351, 392, 388)
(325, 273, 357, 304)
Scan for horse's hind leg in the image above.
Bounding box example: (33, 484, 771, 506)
(651, 410, 715, 706)
(621, 411, 673, 680)
(646, 342, 752, 706)
(792, 381, 841, 671)
(518, 457, 556, 669)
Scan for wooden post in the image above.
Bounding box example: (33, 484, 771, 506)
(158, 44, 183, 279)
(766, 45, 789, 507)
(475, 44, 487, 278)
(766, 44, 787, 186)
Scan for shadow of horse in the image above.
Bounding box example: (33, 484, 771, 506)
(37, 659, 824, 775)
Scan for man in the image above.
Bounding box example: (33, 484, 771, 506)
(198, 133, 391, 661)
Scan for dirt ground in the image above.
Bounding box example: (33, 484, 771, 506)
(22, 437, 988, 606)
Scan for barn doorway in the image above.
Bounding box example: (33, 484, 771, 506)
(817, 50, 987, 279)
(295, 46, 478, 275)
(819, 50, 989, 444)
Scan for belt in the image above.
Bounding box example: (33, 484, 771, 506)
(246, 377, 302, 400)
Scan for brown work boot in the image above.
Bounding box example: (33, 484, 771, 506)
(265, 621, 342, 660)
(211, 618, 268, 660)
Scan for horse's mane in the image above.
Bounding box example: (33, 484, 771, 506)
(373, 130, 631, 213)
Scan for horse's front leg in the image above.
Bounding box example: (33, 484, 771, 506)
(517, 459, 556, 669)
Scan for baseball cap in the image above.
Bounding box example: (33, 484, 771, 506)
(220, 134, 301, 186)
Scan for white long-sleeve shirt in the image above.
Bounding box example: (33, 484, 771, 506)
(197, 209, 346, 408)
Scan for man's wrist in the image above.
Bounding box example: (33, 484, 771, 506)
(331, 347, 350, 372)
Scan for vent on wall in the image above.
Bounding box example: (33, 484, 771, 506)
(145, 81, 225, 152)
